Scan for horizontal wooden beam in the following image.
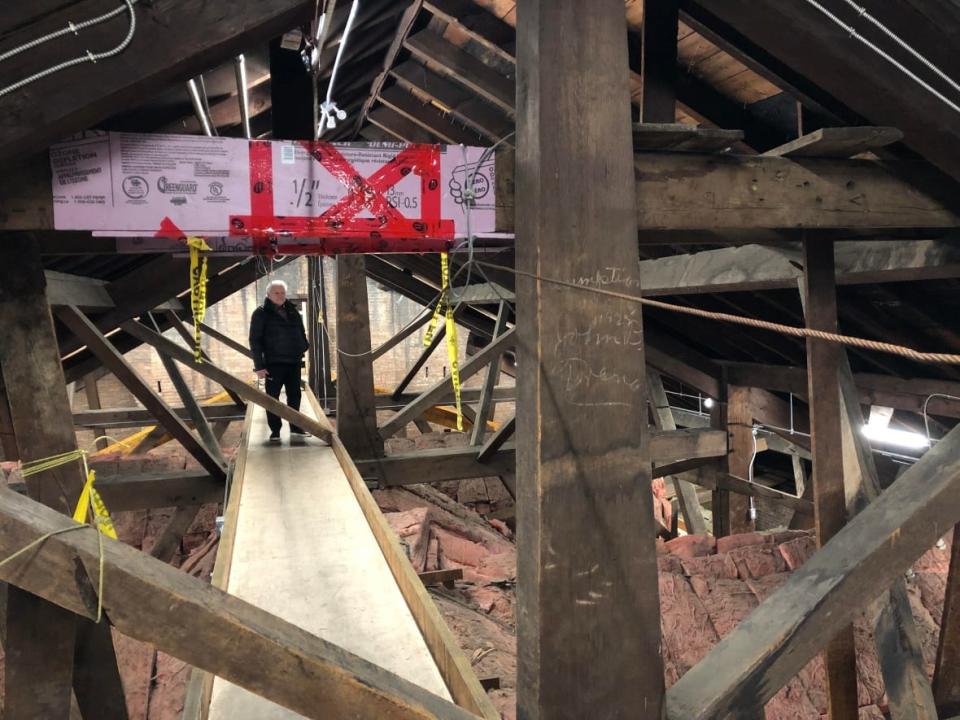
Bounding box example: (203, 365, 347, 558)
(722, 361, 960, 419)
(638, 239, 960, 296)
(360, 428, 726, 485)
(9, 470, 223, 512)
(72, 403, 243, 429)
(0, 486, 481, 720)
(0, 0, 315, 163)
(665, 420, 960, 719)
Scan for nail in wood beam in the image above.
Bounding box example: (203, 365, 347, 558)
(57, 306, 227, 483)
(336, 255, 384, 461)
(649, 371, 706, 535)
(802, 238, 859, 719)
(0, 237, 127, 720)
(516, 1, 664, 715)
(470, 302, 509, 446)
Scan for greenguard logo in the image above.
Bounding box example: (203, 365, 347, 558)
(157, 176, 198, 194)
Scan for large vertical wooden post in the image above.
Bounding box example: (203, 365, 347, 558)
(936, 524, 960, 715)
(0, 237, 127, 720)
(641, 0, 679, 122)
(336, 255, 384, 461)
(516, 2, 664, 717)
(803, 239, 859, 720)
(727, 385, 755, 534)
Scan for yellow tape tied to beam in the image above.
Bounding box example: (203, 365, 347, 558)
(188, 236, 211, 363)
(423, 253, 462, 431)
(72, 469, 118, 540)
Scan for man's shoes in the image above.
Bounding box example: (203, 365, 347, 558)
(268, 431, 281, 443)
(290, 427, 308, 436)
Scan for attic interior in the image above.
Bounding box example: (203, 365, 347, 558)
(1, 0, 960, 718)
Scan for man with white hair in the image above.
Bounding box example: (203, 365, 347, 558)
(249, 279, 310, 442)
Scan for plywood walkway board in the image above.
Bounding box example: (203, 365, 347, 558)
(207, 403, 451, 720)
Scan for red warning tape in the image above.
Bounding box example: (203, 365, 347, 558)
(228, 140, 455, 256)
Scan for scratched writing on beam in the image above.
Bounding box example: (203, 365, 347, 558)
(573, 265, 641, 291)
(550, 266, 645, 407)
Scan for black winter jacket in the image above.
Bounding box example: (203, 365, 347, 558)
(249, 299, 309, 371)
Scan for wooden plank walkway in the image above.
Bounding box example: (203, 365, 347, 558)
(207, 404, 451, 719)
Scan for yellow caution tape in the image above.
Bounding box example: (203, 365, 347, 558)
(422, 253, 462, 431)
(188, 236, 211, 363)
(72, 469, 118, 540)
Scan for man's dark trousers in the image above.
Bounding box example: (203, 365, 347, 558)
(264, 363, 303, 434)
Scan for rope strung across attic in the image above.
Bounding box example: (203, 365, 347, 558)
(475, 261, 960, 365)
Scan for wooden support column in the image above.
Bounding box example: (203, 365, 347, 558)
(936, 524, 960, 716)
(727, 385, 755, 535)
(516, 1, 664, 716)
(469, 302, 508, 446)
(336, 255, 384, 460)
(0, 237, 127, 720)
(803, 238, 859, 720)
(641, 0, 679, 122)
(649, 372, 707, 535)
(83, 371, 108, 449)
(837, 357, 937, 719)
(0, 379, 17, 460)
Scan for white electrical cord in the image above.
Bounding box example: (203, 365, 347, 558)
(801, 0, 960, 115)
(0, 0, 137, 98)
(318, 0, 360, 135)
(922, 392, 960, 443)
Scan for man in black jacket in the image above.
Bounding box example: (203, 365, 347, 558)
(249, 280, 310, 441)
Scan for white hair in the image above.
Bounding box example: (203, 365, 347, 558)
(267, 279, 288, 293)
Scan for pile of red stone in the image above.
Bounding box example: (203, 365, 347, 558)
(2, 452, 953, 719)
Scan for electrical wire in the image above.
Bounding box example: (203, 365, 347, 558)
(0, 0, 137, 98)
(318, 0, 360, 135)
(801, 0, 960, 115)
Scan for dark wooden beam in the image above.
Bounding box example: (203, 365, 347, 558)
(404, 30, 514, 115)
(936, 524, 960, 716)
(357, 444, 515, 485)
(422, 0, 515, 64)
(160, 311, 246, 409)
(57, 306, 228, 482)
(353, 0, 425, 137)
(680, 0, 960, 184)
(640, 0, 679, 122)
(469, 302, 508, 446)
(803, 239, 859, 719)
(0, 0, 315, 163)
(0, 237, 127, 720)
(368, 104, 435, 143)
(149, 506, 203, 563)
(73, 403, 244, 429)
(638, 239, 960, 297)
(120, 319, 333, 444)
(836, 357, 939, 719)
(377, 85, 485, 145)
(82, 371, 107, 447)
(649, 371, 707, 535)
(726, 385, 755, 535)
(665, 417, 960, 719)
(516, 0, 663, 715)
(379, 329, 515, 438)
(0, 486, 484, 720)
(336, 255, 384, 461)
(476, 414, 514, 463)
(390, 60, 513, 142)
